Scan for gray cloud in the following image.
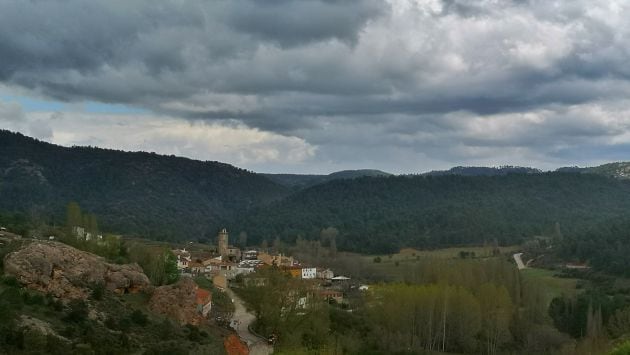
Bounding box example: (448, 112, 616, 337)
(1, 0, 630, 172)
(226, 0, 386, 47)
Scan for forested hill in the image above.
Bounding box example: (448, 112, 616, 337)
(263, 169, 391, 189)
(239, 173, 630, 253)
(425, 166, 542, 176)
(6, 130, 630, 253)
(0, 130, 288, 240)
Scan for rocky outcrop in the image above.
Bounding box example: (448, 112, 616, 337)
(148, 277, 199, 325)
(3, 241, 150, 299)
(19, 315, 65, 339)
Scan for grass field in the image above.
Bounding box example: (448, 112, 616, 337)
(520, 267, 580, 303)
(365, 245, 521, 264)
(362, 246, 582, 303)
(357, 245, 520, 282)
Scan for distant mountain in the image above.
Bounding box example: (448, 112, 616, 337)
(0, 130, 288, 240)
(554, 166, 586, 173)
(424, 163, 630, 179)
(263, 169, 391, 188)
(424, 166, 542, 176)
(582, 162, 630, 179)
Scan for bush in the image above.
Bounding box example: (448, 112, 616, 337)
(119, 317, 132, 332)
(0, 302, 16, 325)
(185, 325, 203, 342)
(49, 298, 64, 312)
(63, 299, 88, 323)
(130, 310, 149, 326)
(23, 292, 45, 306)
(1, 288, 23, 310)
(105, 316, 118, 330)
(60, 325, 76, 338)
(2, 276, 20, 287)
(373, 257, 381, 263)
(143, 341, 188, 355)
(609, 340, 630, 355)
(90, 283, 105, 301)
(46, 334, 73, 354)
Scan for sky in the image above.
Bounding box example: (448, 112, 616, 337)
(1, 0, 630, 174)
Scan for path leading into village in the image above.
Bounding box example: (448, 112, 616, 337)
(513, 252, 526, 270)
(225, 288, 273, 355)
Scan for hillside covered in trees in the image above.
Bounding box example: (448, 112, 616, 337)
(240, 173, 630, 253)
(5, 130, 630, 255)
(0, 130, 288, 241)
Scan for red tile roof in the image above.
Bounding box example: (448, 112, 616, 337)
(196, 288, 211, 305)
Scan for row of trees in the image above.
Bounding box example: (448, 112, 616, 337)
(65, 202, 98, 234)
(364, 258, 562, 354)
(369, 283, 513, 354)
(236, 256, 579, 354)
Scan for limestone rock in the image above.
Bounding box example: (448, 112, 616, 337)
(148, 277, 199, 325)
(3, 241, 150, 299)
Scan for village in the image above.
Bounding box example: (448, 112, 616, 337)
(172, 229, 362, 324)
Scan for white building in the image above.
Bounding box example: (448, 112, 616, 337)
(301, 267, 317, 279)
(243, 250, 258, 260)
(317, 268, 334, 280)
(173, 249, 192, 270)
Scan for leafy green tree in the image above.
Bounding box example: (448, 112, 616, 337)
(66, 202, 82, 229)
(163, 251, 180, 285)
(87, 214, 98, 234)
(238, 268, 330, 351)
(608, 306, 630, 338)
(127, 243, 179, 285)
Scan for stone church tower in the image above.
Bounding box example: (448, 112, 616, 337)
(218, 228, 228, 259)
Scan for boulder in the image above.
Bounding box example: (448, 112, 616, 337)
(148, 277, 199, 325)
(3, 241, 150, 299)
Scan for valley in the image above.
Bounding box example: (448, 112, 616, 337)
(3, 131, 630, 354)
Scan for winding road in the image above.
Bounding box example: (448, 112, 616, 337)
(513, 253, 526, 270)
(225, 288, 273, 355)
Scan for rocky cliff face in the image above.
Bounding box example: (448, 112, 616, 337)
(148, 277, 199, 325)
(3, 241, 150, 299)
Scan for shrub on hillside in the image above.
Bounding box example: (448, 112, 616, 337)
(130, 310, 149, 326)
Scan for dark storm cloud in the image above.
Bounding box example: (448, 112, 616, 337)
(2, 0, 630, 172)
(226, 0, 386, 47)
(0, 0, 388, 102)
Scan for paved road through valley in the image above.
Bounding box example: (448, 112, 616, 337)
(225, 288, 273, 355)
(513, 253, 526, 270)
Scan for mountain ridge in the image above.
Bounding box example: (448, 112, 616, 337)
(4, 130, 630, 252)
(0, 130, 288, 241)
(262, 169, 392, 188)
